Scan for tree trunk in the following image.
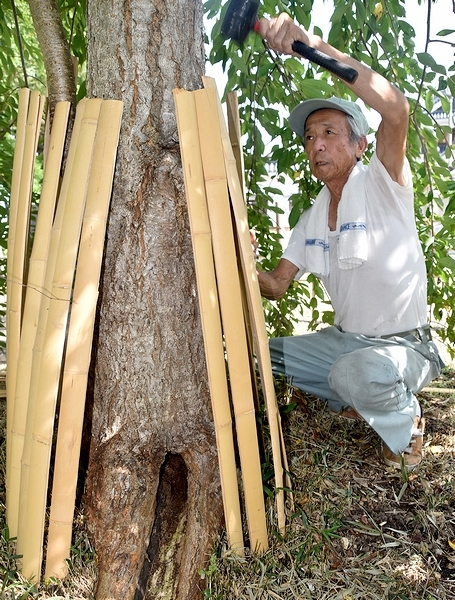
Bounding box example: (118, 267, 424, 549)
(83, 1, 224, 599)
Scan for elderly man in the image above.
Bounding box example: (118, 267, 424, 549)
(256, 14, 442, 470)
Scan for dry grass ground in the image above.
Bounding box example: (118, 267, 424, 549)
(1, 369, 454, 599)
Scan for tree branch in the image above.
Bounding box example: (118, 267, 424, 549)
(27, 0, 76, 112)
(11, 0, 28, 87)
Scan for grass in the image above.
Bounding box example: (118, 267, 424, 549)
(1, 369, 455, 599)
(203, 369, 455, 599)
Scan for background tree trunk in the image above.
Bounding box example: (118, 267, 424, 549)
(83, 1, 224, 598)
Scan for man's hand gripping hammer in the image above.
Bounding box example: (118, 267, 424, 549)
(220, 0, 358, 84)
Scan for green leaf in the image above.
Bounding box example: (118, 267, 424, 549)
(289, 203, 303, 229)
(447, 77, 455, 97)
(439, 255, 455, 270)
(416, 52, 447, 75)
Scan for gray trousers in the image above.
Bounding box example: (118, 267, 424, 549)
(269, 326, 442, 453)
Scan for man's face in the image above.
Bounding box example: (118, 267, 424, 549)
(304, 109, 365, 187)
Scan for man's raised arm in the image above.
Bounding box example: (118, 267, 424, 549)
(258, 14, 409, 184)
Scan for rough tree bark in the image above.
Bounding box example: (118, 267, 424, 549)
(83, 1, 224, 599)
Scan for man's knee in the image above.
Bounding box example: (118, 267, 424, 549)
(328, 348, 400, 410)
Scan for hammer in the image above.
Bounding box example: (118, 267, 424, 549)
(221, 0, 358, 84)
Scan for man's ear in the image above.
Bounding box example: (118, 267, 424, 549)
(356, 134, 368, 158)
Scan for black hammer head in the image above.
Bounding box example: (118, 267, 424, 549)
(220, 0, 260, 43)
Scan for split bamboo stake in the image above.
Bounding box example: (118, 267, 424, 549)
(422, 387, 455, 394)
(9, 90, 44, 320)
(203, 76, 293, 529)
(226, 91, 245, 200)
(194, 87, 268, 553)
(6, 90, 43, 511)
(7, 101, 71, 538)
(235, 234, 261, 415)
(17, 99, 88, 560)
(45, 99, 123, 579)
(226, 92, 260, 415)
(226, 94, 295, 512)
(21, 98, 102, 580)
(6, 88, 30, 306)
(173, 88, 244, 555)
(5, 87, 30, 510)
(223, 94, 295, 513)
(226, 78, 294, 519)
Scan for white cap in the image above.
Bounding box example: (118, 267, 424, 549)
(289, 97, 369, 137)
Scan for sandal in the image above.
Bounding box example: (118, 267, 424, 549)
(383, 416, 425, 471)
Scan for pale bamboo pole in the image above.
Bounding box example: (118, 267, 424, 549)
(17, 99, 88, 560)
(194, 87, 268, 553)
(173, 88, 245, 555)
(236, 244, 261, 414)
(45, 100, 123, 579)
(224, 87, 295, 511)
(6, 90, 43, 510)
(219, 77, 294, 522)
(7, 101, 71, 538)
(43, 103, 51, 166)
(16, 99, 88, 564)
(6, 88, 30, 305)
(203, 77, 293, 530)
(10, 90, 44, 312)
(36, 94, 47, 161)
(5, 87, 30, 508)
(226, 93, 260, 414)
(226, 91, 245, 200)
(20, 99, 102, 581)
